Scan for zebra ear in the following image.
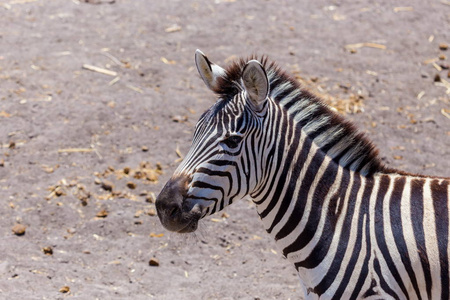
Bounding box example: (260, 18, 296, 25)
(242, 60, 269, 111)
(195, 49, 226, 91)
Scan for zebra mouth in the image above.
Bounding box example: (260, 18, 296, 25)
(176, 220, 198, 233)
(156, 197, 203, 233)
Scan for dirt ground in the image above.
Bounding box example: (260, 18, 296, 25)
(0, 0, 449, 299)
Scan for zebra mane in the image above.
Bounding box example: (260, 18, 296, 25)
(212, 56, 387, 176)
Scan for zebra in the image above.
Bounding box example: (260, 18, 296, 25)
(156, 50, 450, 299)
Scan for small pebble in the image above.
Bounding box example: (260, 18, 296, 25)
(96, 209, 109, 218)
(54, 187, 65, 197)
(80, 197, 88, 206)
(123, 167, 131, 175)
(59, 286, 70, 293)
(126, 182, 137, 189)
(439, 54, 447, 60)
(434, 74, 441, 82)
(12, 224, 26, 236)
(101, 180, 114, 191)
(141, 146, 149, 152)
(134, 210, 144, 218)
(147, 208, 157, 216)
(172, 115, 188, 123)
(149, 257, 160, 267)
(43, 247, 53, 255)
(439, 43, 448, 51)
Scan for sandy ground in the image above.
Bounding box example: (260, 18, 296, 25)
(0, 0, 449, 299)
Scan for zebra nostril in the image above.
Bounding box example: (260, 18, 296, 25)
(169, 205, 180, 218)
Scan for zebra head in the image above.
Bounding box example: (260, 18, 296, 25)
(156, 50, 270, 233)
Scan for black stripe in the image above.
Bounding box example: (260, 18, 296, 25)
(252, 106, 286, 202)
(334, 177, 373, 298)
(266, 133, 311, 233)
(185, 146, 219, 171)
(374, 175, 410, 299)
(283, 156, 338, 256)
(240, 156, 250, 195)
(410, 179, 432, 298)
(209, 202, 218, 215)
(191, 181, 224, 201)
(431, 179, 449, 299)
(314, 173, 361, 295)
(348, 180, 373, 300)
(275, 148, 324, 241)
(306, 121, 332, 141)
(297, 109, 321, 128)
(208, 160, 237, 167)
(292, 162, 344, 268)
(390, 177, 422, 299)
(259, 112, 299, 220)
(196, 167, 233, 196)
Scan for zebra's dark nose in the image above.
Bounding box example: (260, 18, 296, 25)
(155, 175, 196, 232)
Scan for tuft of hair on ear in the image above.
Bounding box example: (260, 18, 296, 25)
(211, 55, 270, 99)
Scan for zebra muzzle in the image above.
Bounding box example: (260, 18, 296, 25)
(155, 175, 201, 233)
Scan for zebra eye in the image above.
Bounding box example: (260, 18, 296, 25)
(222, 135, 243, 149)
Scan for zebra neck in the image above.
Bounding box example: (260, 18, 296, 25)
(253, 137, 353, 242)
(266, 70, 385, 177)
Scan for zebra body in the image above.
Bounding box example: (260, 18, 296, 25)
(156, 50, 450, 299)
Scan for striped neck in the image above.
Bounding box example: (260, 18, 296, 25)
(266, 68, 385, 177)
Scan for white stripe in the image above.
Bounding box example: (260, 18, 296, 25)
(270, 81, 293, 99)
(382, 175, 415, 298)
(314, 126, 343, 149)
(339, 140, 363, 167)
(402, 177, 427, 298)
(303, 116, 330, 134)
(279, 90, 302, 107)
(293, 103, 319, 123)
(285, 96, 310, 113)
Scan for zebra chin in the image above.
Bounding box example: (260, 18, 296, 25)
(155, 175, 213, 233)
